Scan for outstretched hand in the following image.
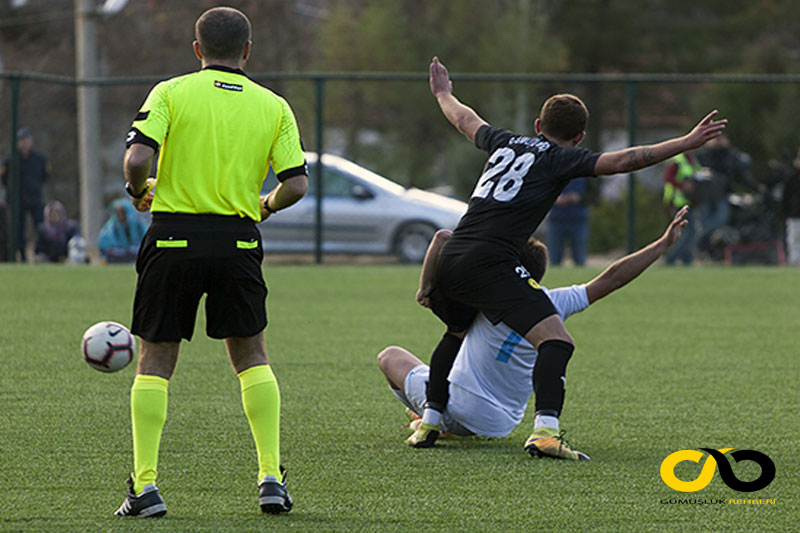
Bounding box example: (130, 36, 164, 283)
(663, 205, 690, 247)
(685, 110, 728, 150)
(429, 56, 453, 97)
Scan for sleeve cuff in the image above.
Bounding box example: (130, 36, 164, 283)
(276, 162, 308, 182)
(473, 124, 491, 149)
(126, 127, 160, 151)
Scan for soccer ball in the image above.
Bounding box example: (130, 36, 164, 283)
(81, 321, 136, 372)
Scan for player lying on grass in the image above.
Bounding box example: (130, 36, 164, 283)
(379, 207, 689, 459)
(410, 56, 727, 449)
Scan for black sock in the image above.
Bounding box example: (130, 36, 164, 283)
(425, 332, 463, 413)
(532, 339, 574, 417)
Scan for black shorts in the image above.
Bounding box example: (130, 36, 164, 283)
(434, 252, 557, 337)
(429, 287, 477, 334)
(131, 213, 267, 342)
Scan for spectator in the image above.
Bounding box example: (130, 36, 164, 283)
(34, 200, 79, 263)
(97, 198, 148, 263)
(695, 133, 753, 254)
(1, 127, 51, 261)
(547, 177, 590, 266)
(0, 200, 8, 262)
(662, 151, 701, 265)
(782, 148, 800, 266)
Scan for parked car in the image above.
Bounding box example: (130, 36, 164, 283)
(259, 153, 467, 262)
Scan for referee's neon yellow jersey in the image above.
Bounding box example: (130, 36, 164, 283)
(126, 65, 307, 222)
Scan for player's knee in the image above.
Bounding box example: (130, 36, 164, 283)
(553, 330, 574, 346)
(539, 333, 574, 349)
(377, 346, 402, 371)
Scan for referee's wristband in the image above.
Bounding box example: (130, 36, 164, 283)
(125, 181, 147, 199)
(263, 196, 279, 214)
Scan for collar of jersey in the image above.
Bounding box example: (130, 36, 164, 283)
(203, 64, 246, 76)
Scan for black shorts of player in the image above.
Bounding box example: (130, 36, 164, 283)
(132, 213, 267, 342)
(429, 287, 477, 334)
(434, 251, 557, 337)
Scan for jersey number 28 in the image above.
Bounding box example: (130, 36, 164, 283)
(471, 148, 535, 202)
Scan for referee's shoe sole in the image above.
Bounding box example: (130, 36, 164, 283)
(114, 476, 167, 518)
(259, 467, 293, 514)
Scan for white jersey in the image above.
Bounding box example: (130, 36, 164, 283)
(448, 284, 589, 437)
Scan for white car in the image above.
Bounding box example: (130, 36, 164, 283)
(259, 153, 467, 262)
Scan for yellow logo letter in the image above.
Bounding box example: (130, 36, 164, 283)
(660, 448, 733, 492)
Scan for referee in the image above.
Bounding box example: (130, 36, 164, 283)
(115, 7, 307, 517)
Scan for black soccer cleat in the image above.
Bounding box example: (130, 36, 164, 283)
(258, 466, 293, 514)
(114, 475, 167, 518)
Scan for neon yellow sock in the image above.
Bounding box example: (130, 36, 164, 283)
(238, 365, 281, 481)
(131, 374, 169, 494)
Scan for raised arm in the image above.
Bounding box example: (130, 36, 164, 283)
(416, 228, 452, 308)
(584, 206, 688, 304)
(429, 57, 488, 143)
(594, 111, 727, 176)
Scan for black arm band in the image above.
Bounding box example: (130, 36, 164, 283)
(125, 181, 147, 199)
(276, 162, 308, 182)
(126, 127, 160, 151)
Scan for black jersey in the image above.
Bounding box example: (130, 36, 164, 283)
(443, 125, 599, 259)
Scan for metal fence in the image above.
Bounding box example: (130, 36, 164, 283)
(2, 71, 799, 264)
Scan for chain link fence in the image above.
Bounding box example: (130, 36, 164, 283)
(2, 71, 799, 264)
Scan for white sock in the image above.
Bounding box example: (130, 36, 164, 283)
(421, 408, 442, 426)
(534, 414, 559, 431)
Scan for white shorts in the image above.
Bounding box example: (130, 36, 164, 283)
(395, 364, 517, 438)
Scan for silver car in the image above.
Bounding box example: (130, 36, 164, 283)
(259, 153, 467, 262)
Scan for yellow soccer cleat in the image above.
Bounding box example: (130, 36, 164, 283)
(406, 418, 453, 439)
(405, 422, 440, 448)
(524, 428, 590, 461)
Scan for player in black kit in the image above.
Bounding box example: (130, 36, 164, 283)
(407, 57, 727, 456)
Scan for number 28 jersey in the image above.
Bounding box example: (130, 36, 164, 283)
(444, 125, 600, 258)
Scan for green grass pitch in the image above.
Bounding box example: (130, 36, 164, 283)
(0, 263, 797, 531)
